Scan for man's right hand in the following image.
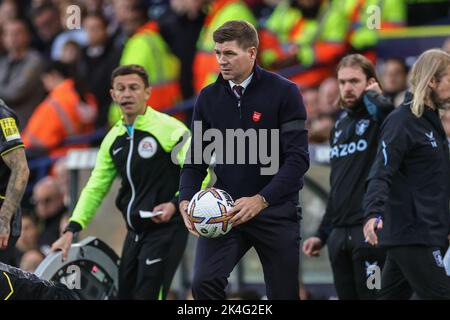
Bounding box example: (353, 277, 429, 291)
(302, 237, 323, 257)
(366, 82, 382, 95)
(179, 200, 199, 237)
(51, 231, 74, 261)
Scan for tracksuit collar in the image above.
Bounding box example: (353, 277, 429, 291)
(117, 106, 154, 128)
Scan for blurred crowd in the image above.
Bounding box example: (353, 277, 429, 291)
(1, 0, 450, 274)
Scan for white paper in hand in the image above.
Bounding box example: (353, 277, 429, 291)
(139, 210, 164, 218)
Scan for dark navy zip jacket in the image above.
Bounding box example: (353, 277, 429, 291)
(316, 91, 394, 243)
(179, 64, 309, 206)
(364, 92, 450, 247)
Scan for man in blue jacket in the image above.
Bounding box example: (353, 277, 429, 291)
(179, 20, 309, 300)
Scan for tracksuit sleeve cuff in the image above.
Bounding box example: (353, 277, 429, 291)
(65, 221, 82, 234)
(170, 195, 179, 208)
(179, 189, 196, 203)
(258, 190, 273, 207)
(315, 231, 329, 244)
(364, 213, 382, 225)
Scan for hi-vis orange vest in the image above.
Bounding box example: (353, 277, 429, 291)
(259, 0, 349, 88)
(120, 21, 181, 111)
(344, 0, 406, 63)
(22, 79, 97, 158)
(193, 0, 256, 93)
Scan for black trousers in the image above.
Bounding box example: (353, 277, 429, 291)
(327, 226, 386, 299)
(0, 262, 79, 300)
(118, 222, 188, 300)
(192, 202, 301, 300)
(378, 245, 450, 300)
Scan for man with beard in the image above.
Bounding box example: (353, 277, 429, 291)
(364, 49, 450, 299)
(303, 54, 394, 299)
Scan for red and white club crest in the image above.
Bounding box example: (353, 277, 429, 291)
(252, 111, 262, 122)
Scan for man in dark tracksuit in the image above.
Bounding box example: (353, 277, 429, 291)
(364, 49, 450, 299)
(303, 54, 393, 299)
(0, 99, 29, 266)
(179, 21, 309, 300)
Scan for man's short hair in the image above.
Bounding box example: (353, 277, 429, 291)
(337, 54, 379, 83)
(384, 57, 409, 75)
(213, 20, 259, 49)
(111, 64, 149, 88)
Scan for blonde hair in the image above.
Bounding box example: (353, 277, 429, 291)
(409, 49, 450, 117)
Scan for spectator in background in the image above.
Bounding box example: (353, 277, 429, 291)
(258, 0, 347, 88)
(317, 77, 340, 117)
(343, 0, 405, 62)
(0, 19, 46, 128)
(22, 61, 97, 159)
(302, 87, 319, 121)
(19, 249, 44, 272)
(30, 3, 63, 59)
(307, 78, 340, 143)
(79, 14, 121, 129)
(50, 0, 88, 61)
(84, 0, 107, 15)
(53, 157, 70, 205)
(0, 0, 25, 27)
(60, 40, 82, 64)
(158, 0, 206, 101)
(109, 0, 183, 123)
(381, 58, 408, 107)
(309, 114, 335, 144)
(110, 0, 137, 48)
(0, 0, 22, 55)
(15, 212, 40, 263)
(32, 176, 68, 256)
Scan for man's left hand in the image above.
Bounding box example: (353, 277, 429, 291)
(151, 202, 176, 223)
(227, 195, 268, 227)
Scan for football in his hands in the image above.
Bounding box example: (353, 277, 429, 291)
(188, 188, 234, 238)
